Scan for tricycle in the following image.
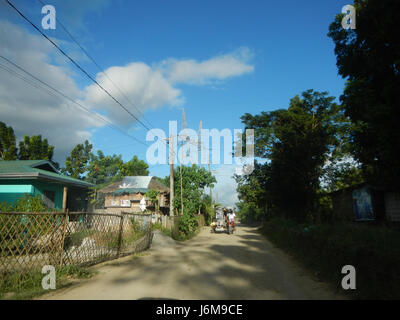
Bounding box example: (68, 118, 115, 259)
(211, 208, 226, 233)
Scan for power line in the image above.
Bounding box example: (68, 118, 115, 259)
(5, 0, 151, 132)
(0, 54, 149, 148)
(35, 0, 154, 130)
(6, 0, 182, 162)
(0, 62, 62, 102)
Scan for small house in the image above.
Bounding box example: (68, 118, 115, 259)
(98, 176, 169, 214)
(330, 183, 400, 222)
(0, 160, 94, 211)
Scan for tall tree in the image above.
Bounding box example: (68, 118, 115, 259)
(18, 135, 54, 161)
(86, 150, 123, 185)
(328, 0, 400, 189)
(0, 121, 17, 160)
(163, 164, 216, 215)
(61, 140, 93, 179)
(240, 90, 349, 221)
(120, 155, 149, 176)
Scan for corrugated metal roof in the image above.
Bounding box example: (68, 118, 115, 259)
(120, 176, 153, 189)
(98, 176, 169, 194)
(113, 188, 149, 195)
(0, 160, 48, 173)
(0, 160, 93, 188)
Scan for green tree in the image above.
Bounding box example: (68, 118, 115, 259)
(61, 140, 93, 179)
(240, 90, 350, 221)
(121, 155, 149, 176)
(18, 135, 54, 161)
(172, 164, 216, 216)
(322, 160, 364, 193)
(235, 162, 268, 222)
(86, 150, 123, 185)
(145, 189, 159, 212)
(328, 0, 400, 189)
(163, 164, 216, 235)
(0, 121, 17, 160)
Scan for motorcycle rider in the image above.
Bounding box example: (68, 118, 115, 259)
(226, 207, 236, 233)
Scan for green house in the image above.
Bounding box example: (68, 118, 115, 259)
(0, 160, 94, 211)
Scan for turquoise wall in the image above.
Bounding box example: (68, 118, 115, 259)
(0, 179, 64, 209)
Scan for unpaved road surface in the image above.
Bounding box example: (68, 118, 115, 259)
(40, 224, 344, 300)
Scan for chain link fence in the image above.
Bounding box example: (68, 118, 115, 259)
(0, 212, 152, 279)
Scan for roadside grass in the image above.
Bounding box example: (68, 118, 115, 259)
(0, 265, 94, 300)
(152, 221, 202, 242)
(261, 217, 400, 300)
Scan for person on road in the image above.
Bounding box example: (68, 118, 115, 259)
(227, 208, 236, 233)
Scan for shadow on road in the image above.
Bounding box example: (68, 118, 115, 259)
(104, 226, 342, 300)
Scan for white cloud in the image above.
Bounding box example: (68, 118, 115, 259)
(161, 47, 254, 85)
(0, 20, 103, 162)
(84, 62, 184, 126)
(0, 20, 254, 164)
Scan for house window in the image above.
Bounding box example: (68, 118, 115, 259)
(43, 190, 55, 209)
(120, 199, 130, 207)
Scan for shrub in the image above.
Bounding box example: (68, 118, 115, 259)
(262, 217, 400, 299)
(178, 212, 198, 235)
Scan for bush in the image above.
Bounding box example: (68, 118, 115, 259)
(237, 202, 263, 224)
(262, 217, 400, 299)
(200, 201, 214, 225)
(0, 194, 54, 213)
(178, 212, 198, 235)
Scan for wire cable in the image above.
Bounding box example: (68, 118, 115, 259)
(5, 0, 151, 132)
(35, 0, 154, 130)
(0, 55, 149, 147)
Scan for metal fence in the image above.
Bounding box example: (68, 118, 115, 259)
(0, 212, 153, 275)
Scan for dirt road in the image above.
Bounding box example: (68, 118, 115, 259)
(40, 224, 344, 300)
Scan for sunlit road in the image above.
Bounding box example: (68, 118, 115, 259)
(40, 224, 344, 300)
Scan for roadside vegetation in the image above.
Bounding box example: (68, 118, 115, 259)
(261, 218, 400, 299)
(152, 214, 206, 242)
(235, 0, 400, 300)
(160, 164, 215, 241)
(0, 265, 94, 300)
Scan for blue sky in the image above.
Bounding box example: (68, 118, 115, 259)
(0, 0, 351, 205)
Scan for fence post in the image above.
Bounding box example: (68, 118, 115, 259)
(117, 212, 124, 258)
(58, 209, 68, 267)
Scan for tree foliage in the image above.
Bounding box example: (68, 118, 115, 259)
(86, 150, 124, 185)
(328, 0, 400, 189)
(238, 90, 352, 221)
(145, 189, 159, 212)
(121, 155, 149, 176)
(61, 140, 93, 179)
(0, 121, 17, 160)
(172, 164, 216, 216)
(18, 135, 55, 161)
(163, 164, 216, 234)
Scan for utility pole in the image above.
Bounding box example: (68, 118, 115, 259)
(180, 108, 187, 216)
(200, 120, 213, 208)
(208, 162, 212, 206)
(167, 134, 174, 217)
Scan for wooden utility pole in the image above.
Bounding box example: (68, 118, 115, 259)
(180, 165, 183, 215)
(208, 162, 212, 206)
(180, 108, 186, 216)
(169, 134, 174, 217)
